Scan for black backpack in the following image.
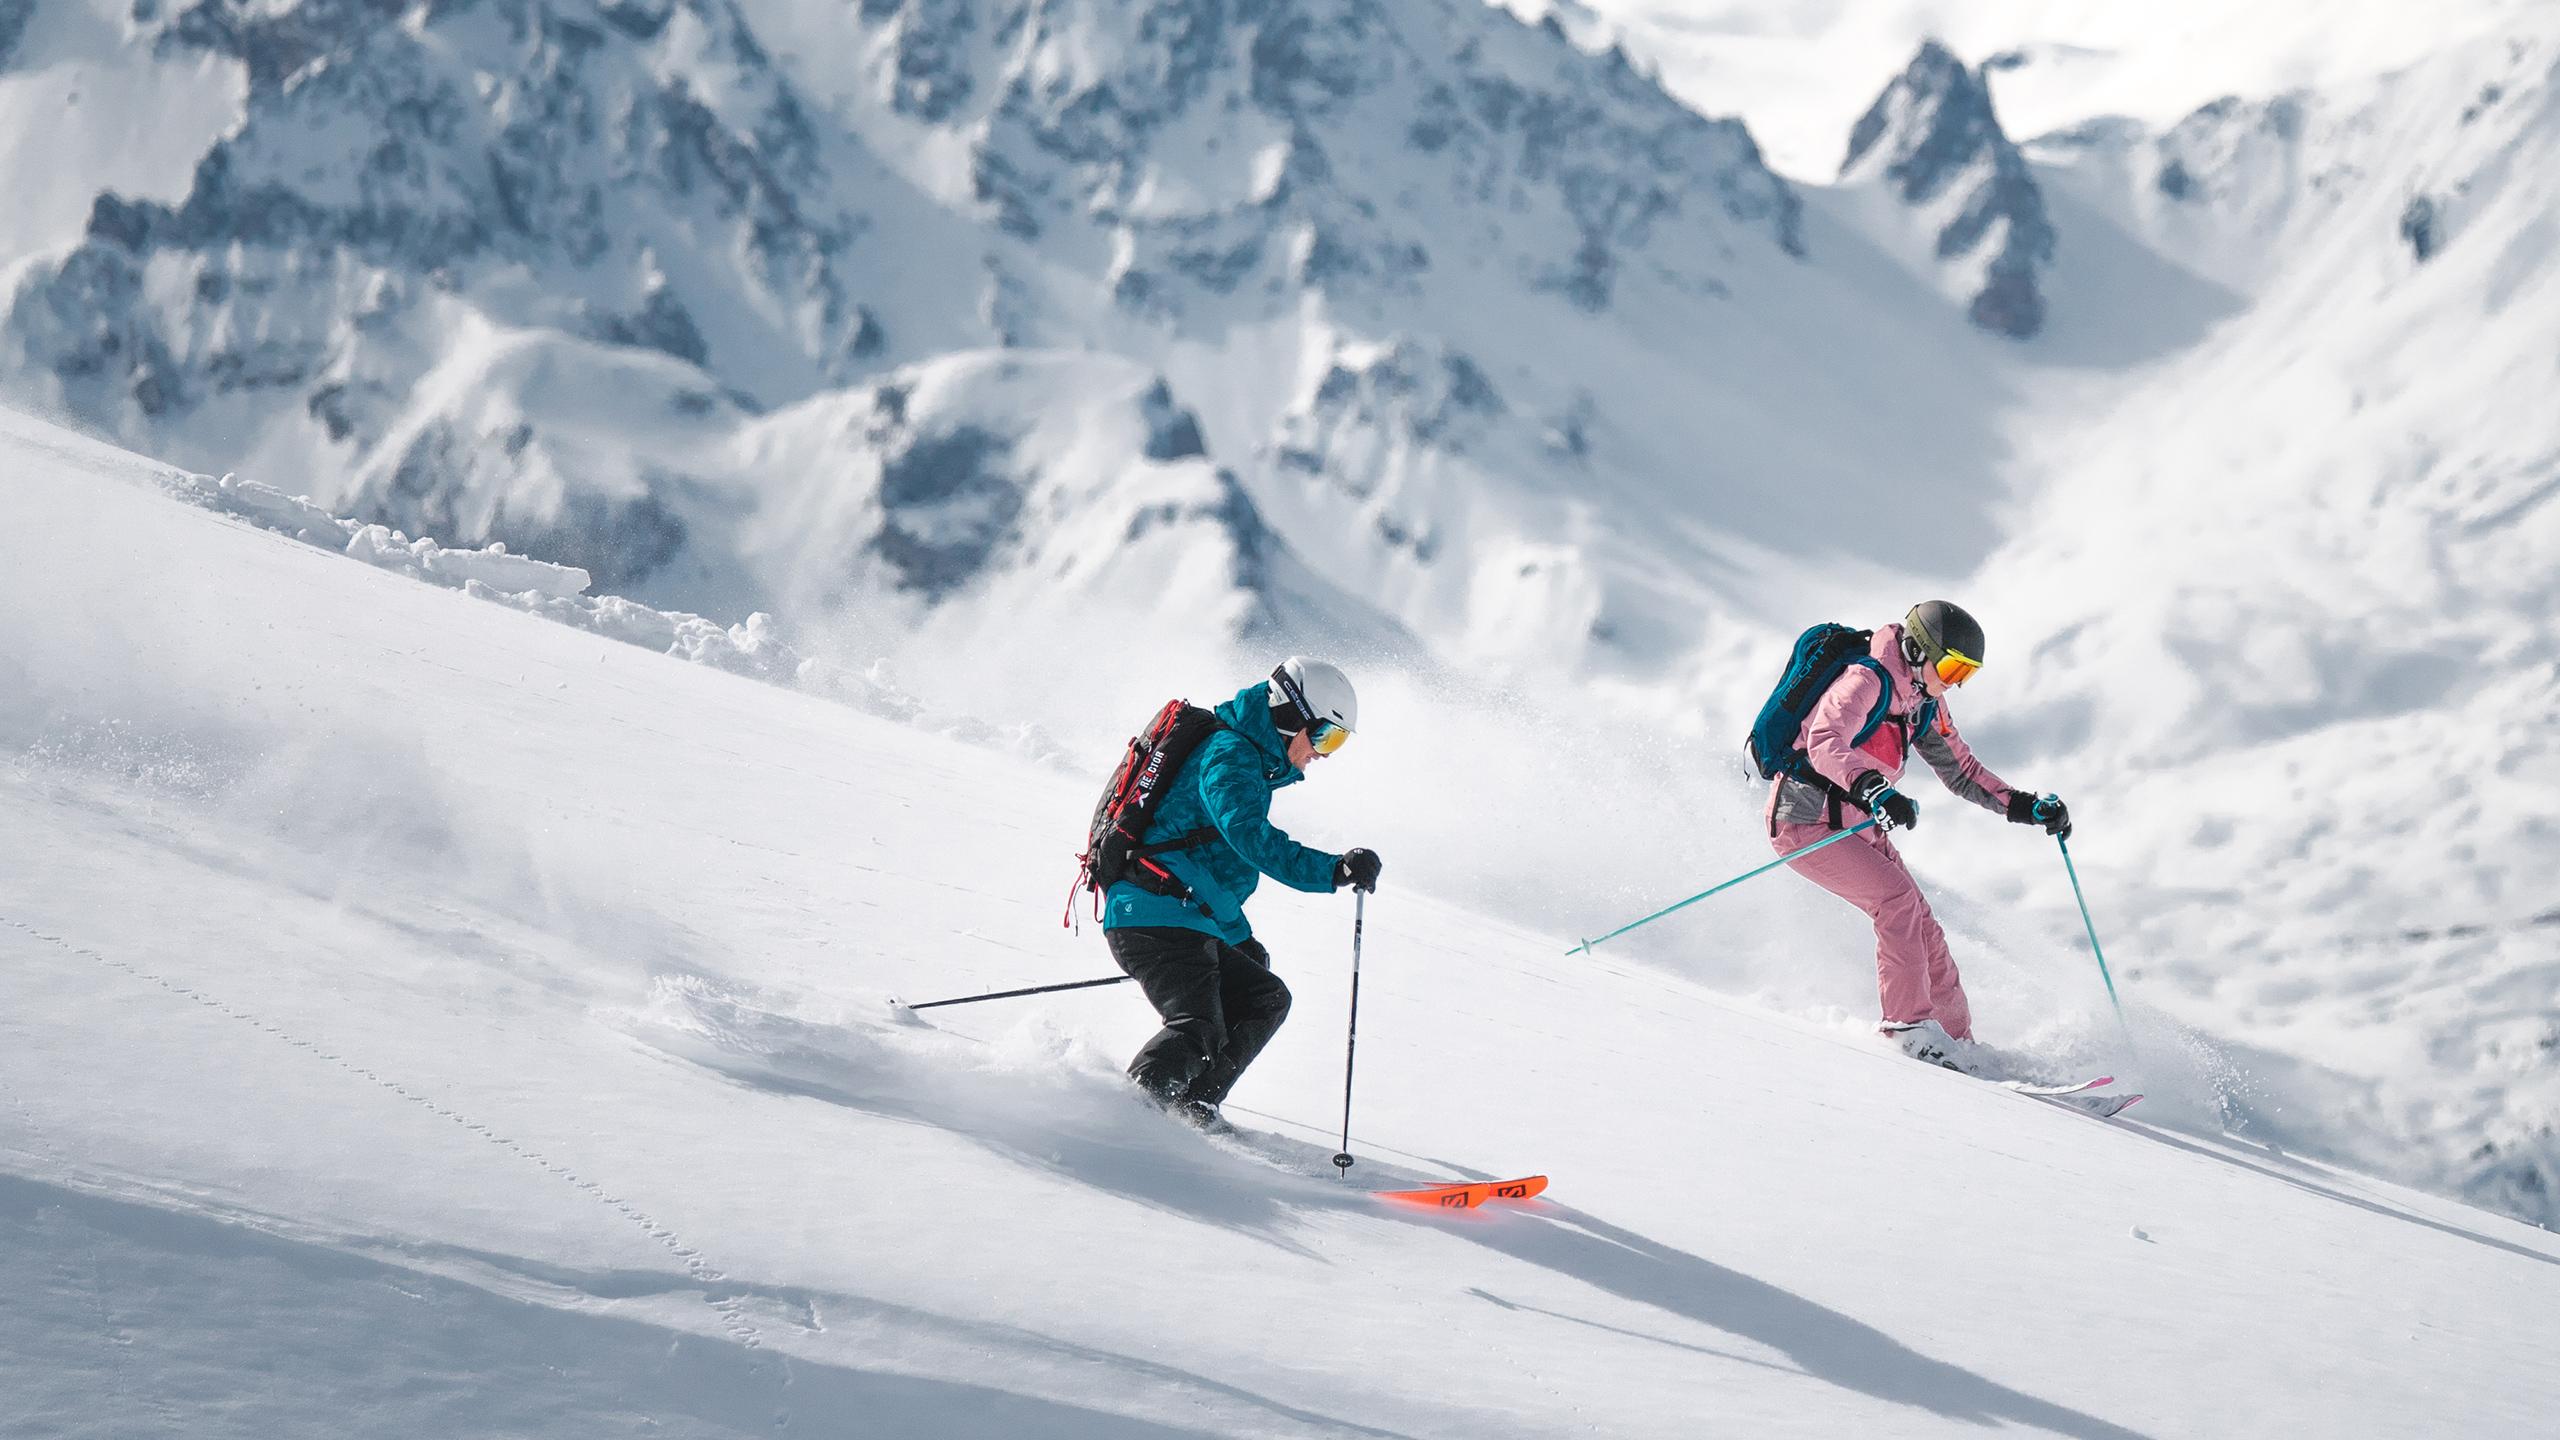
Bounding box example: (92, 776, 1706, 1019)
(1065, 700, 1227, 926)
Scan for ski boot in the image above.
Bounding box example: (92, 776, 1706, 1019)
(1881, 1019, 1973, 1072)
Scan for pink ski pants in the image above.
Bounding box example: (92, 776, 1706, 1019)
(1773, 820, 1973, 1041)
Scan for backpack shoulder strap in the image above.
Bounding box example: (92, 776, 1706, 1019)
(1130, 711, 1231, 849)
(1843, 657, 1897, 748)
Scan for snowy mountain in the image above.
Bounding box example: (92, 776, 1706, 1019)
(8, 409, 2559, 1437)
(0, 0, 1835, 677)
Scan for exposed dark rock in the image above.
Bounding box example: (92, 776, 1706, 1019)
(1374, 512, 1439, 563)
(873, 425, 1024, 598)
(86, 194, 158, 251)
(597, 0, 673, 41)
(1967, 266, 2044, 340)
(1292, 337, 1505, 467)
(849, 305, 887, 359)
(1539, 234, 1614, 313)
(307, 383, 359, 442)
(1109, 266, 1166, 319)
(1247, 2, 1381, 119)
(1297, 226, 1358, 283)
(0, 0, 36, 70)
(970, 143, 1044, 239)
(876, 0, 975, 122)
(2156, 159, 2196, 201)
(1140, 379, 1209, 461)
(1169, 234, 1266, 292)
(1440, 352, 1502, 416)
(2261, 95, 2304, 142)
(605, 279, 711, 366)
(548, 488, 690, 592)
(1208, 467, 1274, 596)
(878, 425, 1006, 508)
(368, 421, 693, 592)
(2401, 195, 2442, 263)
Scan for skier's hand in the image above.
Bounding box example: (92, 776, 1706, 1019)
(1850, 772, 1918, 833)
(2008, 791, 2073, 840)
(1238, 938, 1273, 969)
(1335, 848, 1383, 892)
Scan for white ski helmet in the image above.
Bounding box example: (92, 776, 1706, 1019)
(1268, 656, 1358, 739)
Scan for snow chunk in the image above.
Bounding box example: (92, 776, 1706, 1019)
(347, 526, 593, 601)
(156, 468, 1073, 768)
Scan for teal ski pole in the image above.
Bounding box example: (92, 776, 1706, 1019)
(1570, 820, 1877, 956)
(2056, 834, 2135, 1048)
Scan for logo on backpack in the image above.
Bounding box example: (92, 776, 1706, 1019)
(1065, 700, 1228, 927)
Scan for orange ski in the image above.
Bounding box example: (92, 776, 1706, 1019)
(1377, 1175, 1549, 1210)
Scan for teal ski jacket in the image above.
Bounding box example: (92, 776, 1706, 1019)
(1101, 682, 1344, 944)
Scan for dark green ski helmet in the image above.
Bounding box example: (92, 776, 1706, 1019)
(1903, 600, 1986, 685)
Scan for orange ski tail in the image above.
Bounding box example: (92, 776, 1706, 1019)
(1377, 1175, 1549, 1211)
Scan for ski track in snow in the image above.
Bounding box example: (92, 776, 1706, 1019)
(0, 914, 785, 1371)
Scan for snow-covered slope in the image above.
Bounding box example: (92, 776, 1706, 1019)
(6, 403, 2559, 1436)
(5, 0, 2557, 1240)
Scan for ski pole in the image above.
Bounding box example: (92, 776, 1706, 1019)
(1333, 889, 1367, 1176)
(2056, 835, 2136, 1051)
(1569, 820, 1877, 955)
(901, 974, 1128, 1011)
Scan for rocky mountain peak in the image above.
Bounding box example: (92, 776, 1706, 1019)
(1841, 38, 2054, 338)
(1, 0, 1801, 670)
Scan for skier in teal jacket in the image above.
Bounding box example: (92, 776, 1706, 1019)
(1103, 658, 1381, 1128)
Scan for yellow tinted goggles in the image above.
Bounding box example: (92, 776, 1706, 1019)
(1934, 649, 1982, 687)
(1308, 720, 1351, 756)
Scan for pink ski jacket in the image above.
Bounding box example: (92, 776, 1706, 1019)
(1766, 624, 2017, 831)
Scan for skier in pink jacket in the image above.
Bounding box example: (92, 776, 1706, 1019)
(1763, 601, 2073, 1067)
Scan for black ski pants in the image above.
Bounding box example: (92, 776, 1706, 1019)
(1106, 926, 1292, 1108)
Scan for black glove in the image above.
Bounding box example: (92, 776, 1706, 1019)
(2007, 791, 2073, 841)
(1850, 771, 1917, 833)
(1334, 848, 1383, 892)
(1237, 938, 1272, 970)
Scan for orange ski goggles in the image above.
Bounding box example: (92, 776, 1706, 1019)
(1307, 719, 1351, 757)
(1933, 649, 1982, 687)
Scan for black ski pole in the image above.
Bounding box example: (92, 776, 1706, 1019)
(901, 974, 1128, 1011)
(1333, 889, 1367, 1176)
